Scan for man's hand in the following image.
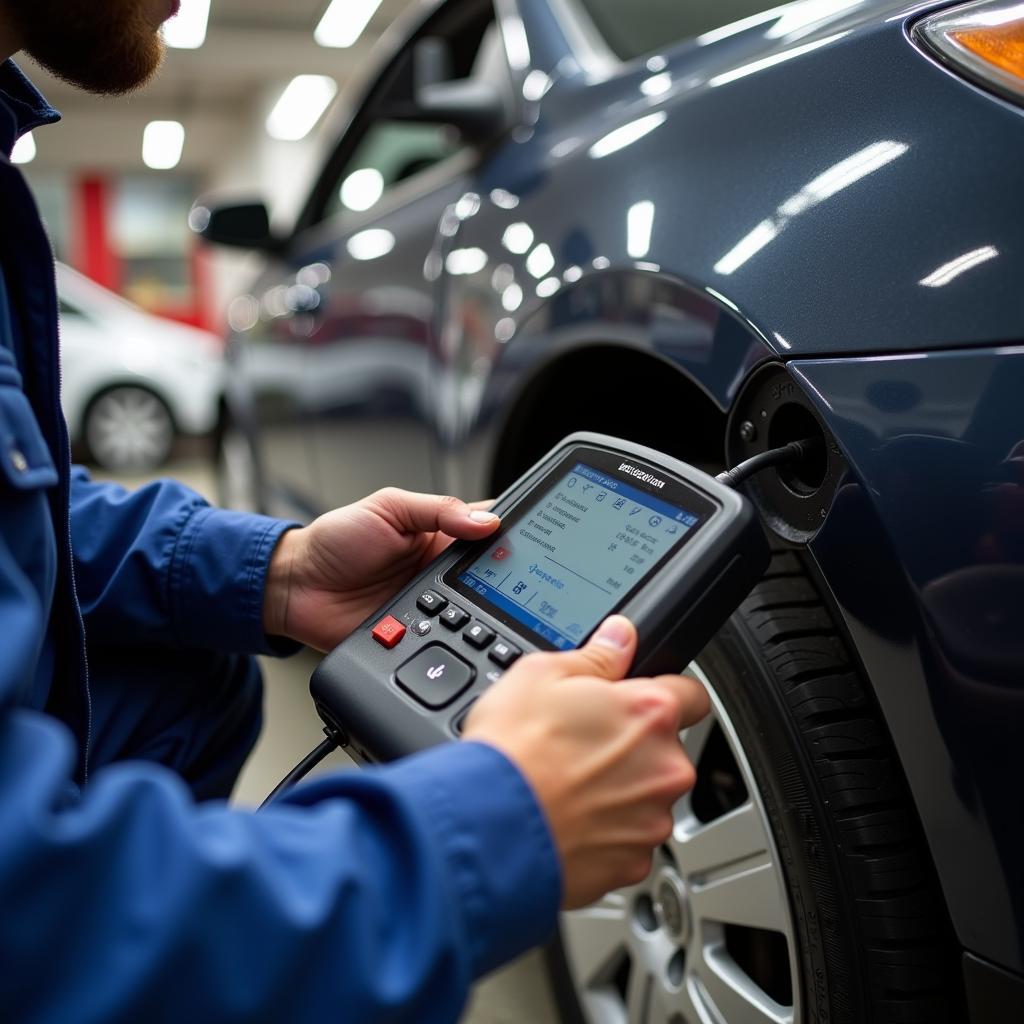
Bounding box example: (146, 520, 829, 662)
(263, 489, 500, 652)
(464, 615, 708, 910)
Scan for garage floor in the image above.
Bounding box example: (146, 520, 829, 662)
(97, 455, 561, 1024)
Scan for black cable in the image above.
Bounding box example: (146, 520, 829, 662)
(716, 437, 823, 489)
(259, 734, 339, 810)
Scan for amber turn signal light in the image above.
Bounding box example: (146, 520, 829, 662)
(915, 0, 1024, 103)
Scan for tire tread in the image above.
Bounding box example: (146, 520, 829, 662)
(738, 542, 959, 1018)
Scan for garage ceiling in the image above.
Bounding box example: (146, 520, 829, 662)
(21, 0, 415, 170)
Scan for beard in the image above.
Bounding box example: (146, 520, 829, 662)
(8, 0, 165, 95)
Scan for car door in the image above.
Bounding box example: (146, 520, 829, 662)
(279, 0, 512, 512)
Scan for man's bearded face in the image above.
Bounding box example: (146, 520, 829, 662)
(7, 0, 171, 95)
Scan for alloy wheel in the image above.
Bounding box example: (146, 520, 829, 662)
(560, 663, 800, 1024)
(85, 386, 175, 471)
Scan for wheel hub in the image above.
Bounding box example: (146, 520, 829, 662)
(652, 869, 689, 944)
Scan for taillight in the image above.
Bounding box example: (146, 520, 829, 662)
(914, 1, 1024, 104)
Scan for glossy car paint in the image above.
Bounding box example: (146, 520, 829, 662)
(220, 0, 1024, 986)
(793, 348, 1024, 972)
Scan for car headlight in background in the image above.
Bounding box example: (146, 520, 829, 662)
(914, 1, 1024, 105)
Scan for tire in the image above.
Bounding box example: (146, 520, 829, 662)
(548, 545, 962, 1023)
(83, 385, 175, 472)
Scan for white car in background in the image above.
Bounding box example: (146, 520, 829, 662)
(57, 262, 224, 471)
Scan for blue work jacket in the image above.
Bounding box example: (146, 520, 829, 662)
(0, 61, 559, 1021)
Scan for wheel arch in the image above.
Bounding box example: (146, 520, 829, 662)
(487, 342, 729, 496)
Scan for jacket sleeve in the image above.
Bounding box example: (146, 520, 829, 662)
(69, 466, 300, 655)
(0, 710, 562, 1022)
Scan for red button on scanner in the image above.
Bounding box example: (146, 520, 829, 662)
(372, 615, 406, 649)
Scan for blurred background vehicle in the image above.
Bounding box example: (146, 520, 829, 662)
(58, 262, 223, 470)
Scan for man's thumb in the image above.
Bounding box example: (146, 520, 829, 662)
(561, 615, 637, 680)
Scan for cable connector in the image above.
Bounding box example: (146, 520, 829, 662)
(716, 437, 823, 489)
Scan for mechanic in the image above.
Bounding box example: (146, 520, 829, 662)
(0, 2, 709, 1020)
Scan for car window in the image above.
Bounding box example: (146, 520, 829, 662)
(572, 0, 775, 61)
(321, 120, 463, 222)
(306, 4, 501, 230)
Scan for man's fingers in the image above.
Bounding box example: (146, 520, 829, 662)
(374, 488, 500, 539)
(644, 674, 711, 732)
(543, 616, 638, 682)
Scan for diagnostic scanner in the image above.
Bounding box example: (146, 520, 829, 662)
(310, 433, 770, 764)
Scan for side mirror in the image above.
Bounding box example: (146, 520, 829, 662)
(190, 200, 278, 250)
(410, 37, 508, 143)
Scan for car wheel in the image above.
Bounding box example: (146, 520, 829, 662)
(548, 547, 961, 1023)
(215, 418, 261, 512)
(83, 385, 175, 472)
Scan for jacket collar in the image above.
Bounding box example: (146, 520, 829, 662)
(0, 60, 60, 159)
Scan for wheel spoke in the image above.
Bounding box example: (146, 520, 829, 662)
(672, 801, 768, 878)
(688, 853, 788, 934)
(680, 711, 715, 765)
(651, 977, 692, 1024)
(625, 966, 653, 1024)
(562, 898, 630, 988)
(692, 944, 791, 1024)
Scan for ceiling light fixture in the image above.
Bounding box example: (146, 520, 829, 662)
(11, 131, 35, 164)
(163, 0, 211, 49)
(142, 121, 185, 170)
(266, 75, 338, 141)
(315, 0, 383, 48)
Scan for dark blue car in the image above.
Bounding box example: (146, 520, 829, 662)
(197, 1, 1024, 1019)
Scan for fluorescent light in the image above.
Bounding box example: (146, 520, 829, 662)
(490, 189, 520, 210)
(142, 121, 185, 170)
(765, 0, 865, 40)
(445, 248, 488, 276)
(502, 14, 531, 70)
(495, 318, 516, 342)
(627, 201, 655, 259)
(340, 168, 384, 211)
(779, 140, 908, 215)
(714, 220, 778, 275)
(708, 32, 848, 88)
(526, 244, 555, 279)
(455, 193, 481, 219)
(315, 0, 383, 48)
(163, 0, 211, 49)
(536, 277, 561, 298)
(589, 112, 667, 159)
(502, 283, 523, 312)
(491, 264, 515, 291)
(11, 131, 35, 164)
(522, 70, 552, 101)
(347, 229, 395, 261)
(714, 140, 908, 275)
(502, 222, 534, 254)
(697, 7, 782, 45)
(267, 75, 338, 141)
(920, 246, 998, 288)
(641, 73, 672, 97)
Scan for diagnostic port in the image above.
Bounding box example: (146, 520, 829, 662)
(767, 403, 828, 496)
(726, 363, 846, 543)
